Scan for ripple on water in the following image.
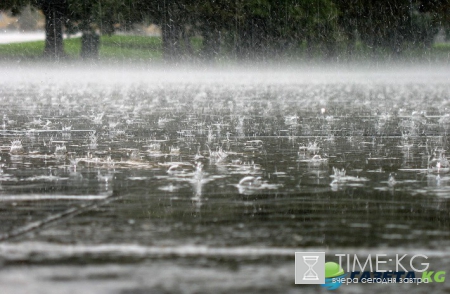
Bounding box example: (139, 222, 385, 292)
(0, 69, 450, 272)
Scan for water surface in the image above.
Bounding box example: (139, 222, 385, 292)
(1, 65, 450, 293)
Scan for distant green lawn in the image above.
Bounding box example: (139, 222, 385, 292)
(0, 35, 164, 60)
(98, 35, 163, 60)
(0, 34, 449, 62)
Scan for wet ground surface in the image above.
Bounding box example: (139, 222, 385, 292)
(0, 65, 449, 293)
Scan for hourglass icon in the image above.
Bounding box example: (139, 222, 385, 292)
(303, 256, 319, 280)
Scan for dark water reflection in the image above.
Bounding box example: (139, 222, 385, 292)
(0, 67, 450, 292)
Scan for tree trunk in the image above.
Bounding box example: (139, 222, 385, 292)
(346, 28, 356, 61)
(201, 25, 221, 60)
(162, 23, 181, 61)
(41, 0, 67, 59)
(235, 21, 252, 60)
(182, 27, 193, 56)
(81, 31, 100, 59)
(161, 3, 181, 62)
(305, 34, 313, 60)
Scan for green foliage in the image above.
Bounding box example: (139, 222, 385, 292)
(0, 0, 30, 15)
(65, 0, 161, 34)
(1, 0, 450, 60)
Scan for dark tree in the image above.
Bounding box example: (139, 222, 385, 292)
(0, 0, 29, 15)
(2, 0, 450, 61)
(1, 0, 68, 59)
(335, 0, 441, 57)
(38, 0, 68, 58)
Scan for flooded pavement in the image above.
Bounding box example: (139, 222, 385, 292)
(0, 65, 450, 293)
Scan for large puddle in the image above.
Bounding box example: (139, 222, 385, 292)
(0, 65, 449, 293)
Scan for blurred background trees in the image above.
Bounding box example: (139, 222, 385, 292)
(1, 0, 449, 61)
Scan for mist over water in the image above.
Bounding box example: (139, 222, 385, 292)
(1, 64, 450, 293)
